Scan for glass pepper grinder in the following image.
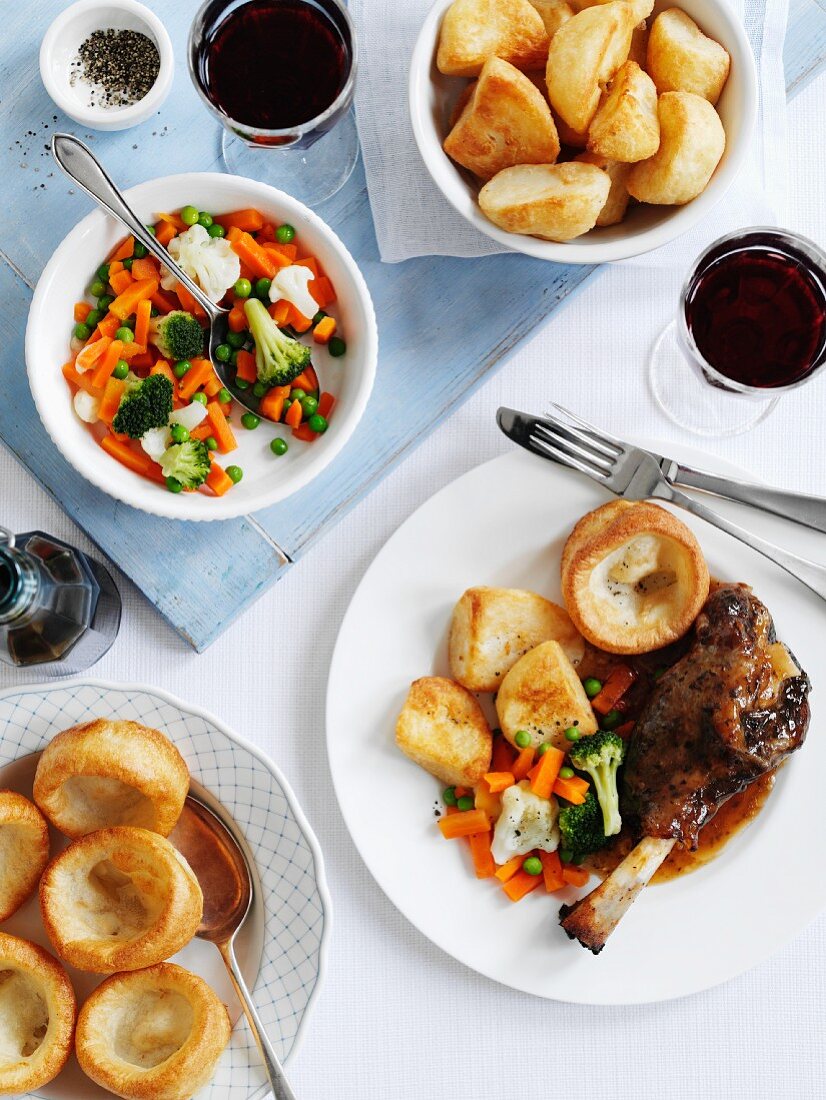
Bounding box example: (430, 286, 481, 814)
(0, 527, 121, 674)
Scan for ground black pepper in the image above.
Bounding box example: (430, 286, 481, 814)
(70, 29, 160, 108)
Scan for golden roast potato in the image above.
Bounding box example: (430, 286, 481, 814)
(587, 60, 659, 162)
(528, 0, 575, 38)
(437, 0, 550, 77)
(396, 677, 492, 788)
(568, 0, 652, 31)
(627, 90, 725, 204)
(554, 112, 589, 148)
(479, 162, 611, 241)
(628, 18, 649, 65)
(647, 8, 731, 104)
(574, 150, 632, 225)
(545, 1, 636, 132)
(444, 57, 560, 179)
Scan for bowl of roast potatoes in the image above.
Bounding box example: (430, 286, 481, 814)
(409, 0, 757, 261)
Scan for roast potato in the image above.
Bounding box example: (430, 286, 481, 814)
(587, 61, 660, 162)
(568, 0, 652, 31)
(647, 8, 731, 104)
(479, 162, 611, 241)
(627, 18, 649, 65)
(444, 58, 560, 180)
(545, 2, 636, 132)
(574, 150, 633, 225)
(396, 677, 492, 787)
(448, 586, 584, 692)
(437, 0, 550, 77)
(495, 641, 598, 751)
(528, 0, 575, 38)
(627, 90, 725, 204)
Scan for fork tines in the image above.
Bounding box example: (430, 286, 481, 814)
(530, 410, 622, 480)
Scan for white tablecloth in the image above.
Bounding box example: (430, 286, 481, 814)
(2, 79, 824, 1100)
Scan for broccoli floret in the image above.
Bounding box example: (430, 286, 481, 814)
(558, 790, 607, 863)
(244, 298, 311, 386)
(112, 374, 174, 439)
(148, 310, 204, 362)
(159, 440, 211, 490)
(568, 731, 625, 837)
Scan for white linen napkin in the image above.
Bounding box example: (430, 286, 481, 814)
(351, 0, 788, 265)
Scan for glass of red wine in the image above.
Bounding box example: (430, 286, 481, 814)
(189, 0, 358, 206)
(649, 227, 826, 436)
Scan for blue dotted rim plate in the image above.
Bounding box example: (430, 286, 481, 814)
(0, 678, 331, 1099)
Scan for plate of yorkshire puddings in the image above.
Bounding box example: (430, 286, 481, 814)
(0, 681, 329, 1099)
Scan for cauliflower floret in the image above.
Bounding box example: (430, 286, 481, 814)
(269, 264, 317, 319)
(160, 224, 240, 303)
(73, 389, 101, 424)
(490, 781, 560, 865)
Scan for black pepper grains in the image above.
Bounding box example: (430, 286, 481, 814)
(70, 29, 160, 108)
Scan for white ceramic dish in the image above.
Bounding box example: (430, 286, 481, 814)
(39, 0, 174, 131)
(0, 679, 331, 1098)
(327, 444, 825, 1003)
(26, 172, 378, 521)
(409, 0, 758, 263)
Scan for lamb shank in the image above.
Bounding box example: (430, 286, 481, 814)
(560, 583, 811, 953)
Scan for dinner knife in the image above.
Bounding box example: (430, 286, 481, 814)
(497, 409, 826, 535)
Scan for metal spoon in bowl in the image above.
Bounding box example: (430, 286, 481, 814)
(172, 794, 298, 1100)
(50, 133, 260, 414)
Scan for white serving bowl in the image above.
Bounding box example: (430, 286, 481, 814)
(39, 0, 174, 131)
(409, 0, 757, 263)
(26, 173, 378, 521)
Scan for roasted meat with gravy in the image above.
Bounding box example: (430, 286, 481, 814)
(560, 584, 810, 953)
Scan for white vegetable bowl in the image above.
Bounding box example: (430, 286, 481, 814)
(26, 173, 378, 521)
(409, 0, 758, 263)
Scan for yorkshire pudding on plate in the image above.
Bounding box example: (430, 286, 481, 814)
(39, 826, 202, 973)
(0, 932, 75, 1095)
(561, 500, 710, 653)
(75, 962, 231, 1100)
(0, 791, 49, 921)
(33, 718, 189, 839)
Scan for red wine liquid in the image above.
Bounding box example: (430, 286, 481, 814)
(201, 0, 349, 130)
(685, 238, 826, 389)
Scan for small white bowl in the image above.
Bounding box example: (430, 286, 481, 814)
(409, 0, 758, 263)
(25, 173, 378, 522)
(40, 0, 174, 132)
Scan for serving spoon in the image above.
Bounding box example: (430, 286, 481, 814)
(51, 133, 260, 414)
(172, 794, 298, 1100)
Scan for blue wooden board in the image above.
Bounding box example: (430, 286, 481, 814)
(0, 0, 823, 650)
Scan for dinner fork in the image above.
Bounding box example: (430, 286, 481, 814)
(496, 405, 826, 602)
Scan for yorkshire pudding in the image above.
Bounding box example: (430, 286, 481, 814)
(33, 719, 189, 839)
(75, 963, 231, 1100)
(39, 826, 203, 974)
(0, 792, 49, 921)
(0, 932, 75, 1095)
(561, 501, 710, 653)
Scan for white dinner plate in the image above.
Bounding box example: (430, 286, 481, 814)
(0, 679, 331, 1097)
(327, 443, 826, 1004)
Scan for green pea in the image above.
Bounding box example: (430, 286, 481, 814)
(115, 327, 134, 344)
(122, 257, 133, 271)
(73, 322, 92, 341)
(96, 263, 110, 282)
(282, 398, 292, 413)
(181, 205, 199, 226)
(226, 465, 243, 484)
(300, 395, 318, 417)
(132, 241, 147, 259)
(90, 279, 106, 298)
(205, 436, 218, 451)
(207, 223, 225, 238)
(456, 796, 475, 812)
(276, 223, 296, 244)
(150, 306, 160, 317)
(235, 378, 250, 390)
(227, 330, 247, 349)
(558, 766, 574, 780)
(328, 336, 346, 357)
(559, 849, 574, 864)
(191, 392, 208, 405)
(217, 388, 232, 405)
(583, 677, 602, 698)
(165, 476, 183, 493)
(173, 360, 192, 378)
(252, 381, 268, 398)
(254, 278, 271, 300)
(241, 412, 260, 430)
(97, 294, 114, 311)
(290, 388, 306, 401)
(601, 709, 622, 730)
(514, 729, 531, 749)
(270, 437, 288, 456)
(113, 360, 129, 380)
(522, 856, 542, 876)
(564, 727, 581, 742)
(214, 344, 231, 363)
(312, 310, 327, 326)
(536, 742, 551, 757)
(198, 211, 214, 229)
(85, 309, 102, 328)
(233, 278, 252, 298)
(307, 414, 328, 434)
(442, 787, 457, 807)
(145, 224, 156, 237)
(170, 424, 190, 443)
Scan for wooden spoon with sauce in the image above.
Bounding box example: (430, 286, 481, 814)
(172, 795, 298, 1100)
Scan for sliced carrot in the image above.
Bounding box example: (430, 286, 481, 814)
(591, 666, 637, 715)
(466, 831, 496, 879)
(206, 401, 237, 453)
(474, 783, 502, 820)
(62, 362, 102, 397)
(235, 349, 257, 384)
(228, 230, 278, 279)
(287, 305, 312, 333)
(99, 377, 127, 423)
(155, 221, 177, 247)
(502, 869, 543, 902)
(313, 316, 337, 344)
(561, 865, 590, 888)
(490, 735, 516, 772)
(127, 351, 154, 371)
(109, 237, 134, 262)
(109, 268, 133, 295)
(204, 373, 223, 398)
(529, 746, 565, 800)
(74, 301, 92, 323)
(269, 300, 291, 326)
(317, 391, 336, 419)
(454, 787, 469, 799)
(100, 435, 164, 481)
(616, 720, 636, 739)
(110, 279, 159, 321)
(206, 462, 234, 496)
(437, 809, 489, 839)
(268, 241, 297, 261)
(257, 222, 276, 242)
(290, 370, 316, 393)
(175, 282, 208, 321)
(482, 772, 515, 795)
(539, 850, 566, 892)
(292, 423, 317, 442)
(494, 855, 524, 883)
(310, 276, 335, 308)
(259, 243, 293, 269)
(178, 358, 214, 401)
(285, 399, 303, 430)
(75, 336, 111, 373)
(131, 256, 159, 282)
(215, 208, 265, 233)
(228, 304, 247, 333)
(150, 360, 176, 386)
(134, 299, 151, 347)
(511, 747, 536, 782)
(91, 339, 123, 389)
(259, 387, 288, 422)
(151, 288, 178, 314)
(96, 314, 122, 340)
(294, 256, 319, 277)
(119, 341, 146, 361)
(552, 776, 589, 805)
(190, 423, 214, 442)
(156, 211, 188, 232)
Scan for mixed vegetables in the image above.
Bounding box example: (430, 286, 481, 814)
(436, 664, 638, 902)
(63, 205, 345, 496)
